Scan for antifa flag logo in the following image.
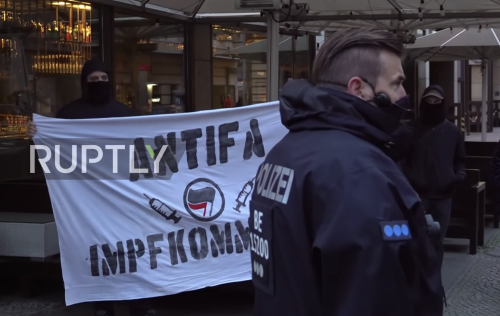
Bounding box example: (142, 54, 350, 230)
(187, 187, 216, 217)
(183, 178, 225, 222)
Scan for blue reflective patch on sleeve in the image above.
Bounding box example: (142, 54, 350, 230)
(380, 221, 412, 241)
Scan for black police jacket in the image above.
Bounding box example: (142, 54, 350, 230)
(249, 80, 444, 316)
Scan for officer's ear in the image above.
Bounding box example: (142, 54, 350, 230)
(347, 77, 368, 100)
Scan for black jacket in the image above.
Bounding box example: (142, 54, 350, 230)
(404, 86, 466, 198)
(56, 59, 133, 119)
(249, 80, 443, 316)
(56, 99, 133, 119)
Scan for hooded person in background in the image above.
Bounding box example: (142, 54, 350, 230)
(57, 58, 133, 119)
(26, 59, 156, 316)
(28, 58, 133, 128)
(403, 84, 466, 269)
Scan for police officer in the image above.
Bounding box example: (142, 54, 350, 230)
(249, 28, 443, 316)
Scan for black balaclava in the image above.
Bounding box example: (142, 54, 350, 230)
(419, 85, 446, 126)
(80, 59, 112, 105)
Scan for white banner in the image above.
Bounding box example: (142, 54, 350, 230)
(32, 101, 286, 305)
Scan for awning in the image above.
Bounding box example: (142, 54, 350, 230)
(134, 0, 500, 17)
(198, 0, 500, 15)
(106, 0, 500, 33)
(406, 27, 500, 61)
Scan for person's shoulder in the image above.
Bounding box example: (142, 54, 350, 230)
(281, 129, 373, 158)
(271, 129, 395, 174)
(56, 98, 83, 118)
(61, 98, 83, 109)
(110, 100, 127, 107)
(110, 100, 129, 109)
(441, 119, 461, 133)
(307, 130, 396, 176)
(110, 100, 134, 116)
(321, 130, 390, 160)
(443, 119, 459, 129)
(442, 120, 463, 137)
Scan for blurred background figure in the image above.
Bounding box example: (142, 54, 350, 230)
(403, 84, 466, 269)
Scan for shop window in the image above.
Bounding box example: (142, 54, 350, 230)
(212, 25, 311, 108)
(280, 35, 311, 88)
(0, 0, 99, 139)
(114, 11, 184, 115)
(212, 26, 267, 108)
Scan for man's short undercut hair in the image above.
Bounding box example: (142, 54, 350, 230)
(312, 28, 405, 87)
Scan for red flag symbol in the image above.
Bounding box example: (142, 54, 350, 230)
(188, 202, 209, 216)
(187, 187, 216, 217)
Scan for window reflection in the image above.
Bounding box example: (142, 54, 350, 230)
(0, 104, 29, 139)
(213, 26, 267, 107)
(114, 12, 184, 115)
(280, 35, 311, 86)
(0, 0, 98, 139)
(212, 24, 311, 108)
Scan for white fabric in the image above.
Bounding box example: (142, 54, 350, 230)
(406, 28, 500, 61)
(32, 101, 287, 306)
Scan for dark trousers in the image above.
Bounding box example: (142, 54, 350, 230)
(421, 197, 452, 269)
(95, 298, 153, 316)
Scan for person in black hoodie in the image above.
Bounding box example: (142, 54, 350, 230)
(28, 58, 133, 125)
(403, 85, 466, 269)
(59, 58, 133, 119)
(249, 28, 443, 316)
(27, 59, 156, 316)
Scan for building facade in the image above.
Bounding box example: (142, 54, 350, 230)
(0, 0, 317, 185)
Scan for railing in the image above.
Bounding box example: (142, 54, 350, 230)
(449, 101, 500, 136)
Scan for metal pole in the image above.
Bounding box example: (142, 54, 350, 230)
(266, 10, 279, 101)
(308, 35, 316, 78)
(454, 60, 460, 126)
(481, 59, 488, 142)
(291, 36, 296, 80)
(242, 60, 248, 105)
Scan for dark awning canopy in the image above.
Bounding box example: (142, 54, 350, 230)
(107, 0, 500, 32)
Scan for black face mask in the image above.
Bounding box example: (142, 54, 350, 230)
(381, 95, 412, 121)
(360, 78, 412, 121)
(319, 80, 415, 162)
(85, 81, 111, 104)
(387, 96, 415, 161)
(420, 101, 446, 126)
(360, 81, 415, 161)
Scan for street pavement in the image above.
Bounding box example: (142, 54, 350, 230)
(2, 227, 500, 316)
(0, 281, 254, 316)
(442, 227, 500, 316)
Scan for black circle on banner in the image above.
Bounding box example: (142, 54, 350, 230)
(183, 178, 225, 222)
